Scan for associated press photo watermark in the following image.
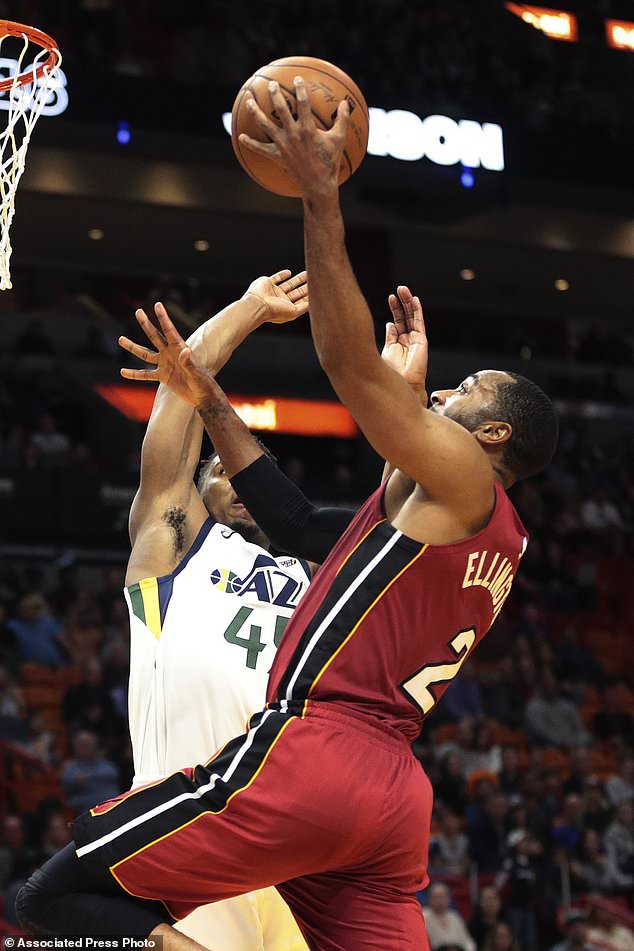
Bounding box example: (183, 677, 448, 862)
(2, 939, 161, 950)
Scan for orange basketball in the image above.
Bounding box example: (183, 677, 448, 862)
(231, 56, 369, 197)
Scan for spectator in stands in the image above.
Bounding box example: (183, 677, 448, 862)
(60, 608, 104, 666)
(468, 884, 507, 948)
(482, 921, 521, 951)
(19, 711, 57, 766)
(564, 747, 595, 796)
(0, 661, 25, 719)
(29, 414, 72, 465)
(462, 720, 502, 778)
(62, 657, 115, 738)
(603, 801, 634, 884)
(468, 790, 509, 874)
(429, 809, 470, 877)
(496, 829, 542, 951)
(7, 593, 66, 667)
(102, 633, 129, 718)
(60, 729, 120, 815)
(569, 828, 630, 897)
(482, 657, 525, 727)
(582, 779, 613, 836)
(580, 488, 624, 533)
(548, 908, 596, 951)
(38, 810, 72, 862)
(554, 793, 586, 856)
(553, 626, 596, 688)
(498, 746, 523, 796)
(0, 814, 38, 897)
(586, 897, 634, 951)
(593, 683, 634, 750)
(605, 756, 634, 807)
(439, 662, 484, 722)
(436, 751, 470, 815)
(525, 668, 591, 748)
(422, 882, 476, 951)
(0, 599, 19, 670)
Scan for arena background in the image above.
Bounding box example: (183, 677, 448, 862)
(0, 2, 632, 948)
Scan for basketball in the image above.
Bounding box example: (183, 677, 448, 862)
(231, 56, 369, 197)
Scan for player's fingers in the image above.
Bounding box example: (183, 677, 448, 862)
(279, 269, 307, 290)
(239, 133, 278, 156)
(384, 321, 398, 346)
(281, 275, 308, 298)
(331, 98, 350, 141)
(411, 295, 427, 337)
(294, 298, 310, 316)
(178, 346, 202, 375)
(120, 367, 160, 381)
(269, 269, 292, 285)
(135, 309, 166, 349)
(268, 81, 295, 131)
(279, 275, 307, 297)
(154, 302, 185, 346)
(118, 336, 159, 364)
(294, 76, 312, 129)
(388, 293, 406, 332)
(398, 286, 420, 333)
(245, 94, 282, 142)
(287, 284, 309, 303)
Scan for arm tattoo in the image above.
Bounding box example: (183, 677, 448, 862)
(315, 142, 336, 171)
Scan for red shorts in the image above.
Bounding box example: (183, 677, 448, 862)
(74, 704, 432, 951)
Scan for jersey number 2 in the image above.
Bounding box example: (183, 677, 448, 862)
(401, 628, 476, 714)
(223, 607, 289, 669)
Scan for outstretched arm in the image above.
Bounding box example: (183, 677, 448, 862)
(120, 308, 356, 565)
(240, 81, 493, 532)
(122, 270, 308, 583)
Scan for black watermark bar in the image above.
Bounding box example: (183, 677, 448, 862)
(2, 940, 162, 950)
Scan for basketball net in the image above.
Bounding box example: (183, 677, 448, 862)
(0, 27, 62, 289)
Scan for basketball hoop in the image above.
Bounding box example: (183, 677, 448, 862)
(0, 20, 62, 290)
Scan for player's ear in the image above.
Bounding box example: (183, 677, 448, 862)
(474, 420, 512, 449)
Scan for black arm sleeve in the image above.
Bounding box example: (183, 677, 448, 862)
(230, 454, 356, 564)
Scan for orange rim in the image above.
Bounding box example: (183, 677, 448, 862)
(0, 20, 60, 93)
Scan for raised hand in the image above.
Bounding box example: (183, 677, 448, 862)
(119, 302, 217, 408)
(381, 286, 428, 403)
(243, 269, 309, 324)
(238, 77, 349, 196)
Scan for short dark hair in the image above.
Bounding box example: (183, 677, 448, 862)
(196, 440, 277, 494)
(493, 372, 558, 481)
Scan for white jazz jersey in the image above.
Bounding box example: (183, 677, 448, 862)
(125, 516, 311, 951)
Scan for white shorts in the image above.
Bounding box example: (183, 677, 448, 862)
(175, 887, 308, 951)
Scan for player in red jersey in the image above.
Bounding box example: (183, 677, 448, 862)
(17, 81, 558, 951)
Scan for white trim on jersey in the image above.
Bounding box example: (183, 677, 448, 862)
(284, 530, 403, 702)
(75, 711, 274, 859)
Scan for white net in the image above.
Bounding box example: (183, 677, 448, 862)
(0, 31, 62, 289)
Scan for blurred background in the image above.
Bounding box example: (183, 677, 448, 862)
(0, 1, 632, 948)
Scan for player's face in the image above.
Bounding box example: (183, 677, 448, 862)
(429, 369, 513, 430)
(200, 457, 269, 548)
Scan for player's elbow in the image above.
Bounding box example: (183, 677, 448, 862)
(314, 341, 345, 377)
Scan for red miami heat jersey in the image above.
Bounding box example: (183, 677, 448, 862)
(267, 480, 528, 739)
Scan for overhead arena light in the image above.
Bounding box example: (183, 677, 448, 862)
(606, 19, 634, 51)
(505, 3, 578, 41)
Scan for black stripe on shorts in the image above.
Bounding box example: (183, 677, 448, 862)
(73, 710, 292, 870)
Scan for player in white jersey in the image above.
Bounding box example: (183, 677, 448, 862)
(122, 270, 312, 950)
